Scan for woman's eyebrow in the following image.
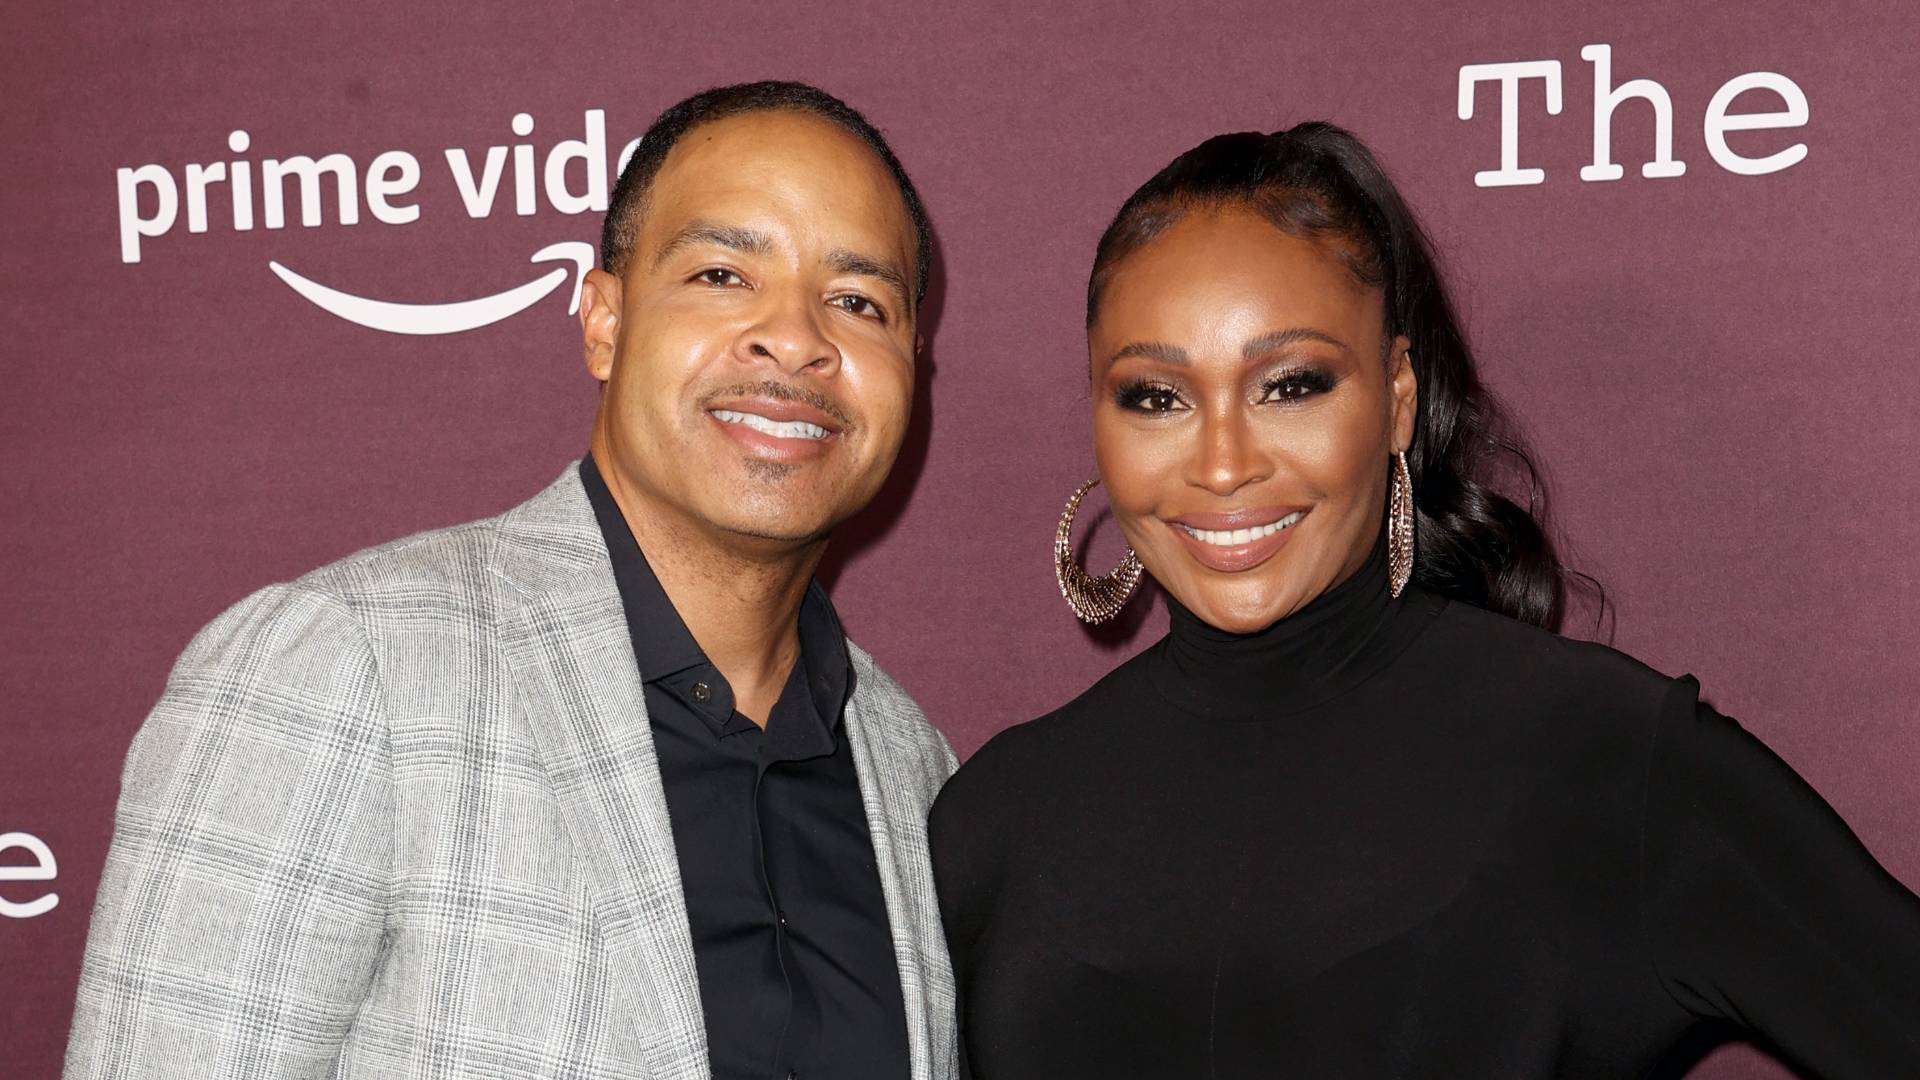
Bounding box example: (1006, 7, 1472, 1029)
(1107, 328, 1347, 367)
(1242, 327, 1348, 356)
(1244, 326, 1351, 355)
(1109, 341, 1189, 365)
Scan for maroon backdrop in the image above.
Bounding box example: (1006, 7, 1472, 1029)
(4, 3, 1916, 1077)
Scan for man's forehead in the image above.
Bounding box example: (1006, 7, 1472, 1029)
(645, 111, 912, 245)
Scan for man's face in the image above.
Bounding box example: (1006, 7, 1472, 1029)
(582, 109, 918, 551)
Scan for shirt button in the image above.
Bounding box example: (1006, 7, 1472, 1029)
(690, 681, 712, 703)
(777, 910, 789, 928)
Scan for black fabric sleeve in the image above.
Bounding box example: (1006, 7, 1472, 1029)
(1639, 676, 1920, 1077)
(929, 726, 1037, 1080)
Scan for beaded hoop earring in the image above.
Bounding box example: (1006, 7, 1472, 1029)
(1054, 479, 1145, 624)
(1388, 450, 1415, 598)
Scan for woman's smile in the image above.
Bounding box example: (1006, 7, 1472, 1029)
(1165, 506, 1309, 573)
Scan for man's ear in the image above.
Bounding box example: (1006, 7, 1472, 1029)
(1388, 334, 1418, 454)
(579, 268, 623, 384)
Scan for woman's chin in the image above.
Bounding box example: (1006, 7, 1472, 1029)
(1170, 585, 1305, 635)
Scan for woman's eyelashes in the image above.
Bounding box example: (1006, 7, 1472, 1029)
(1112, 366, 1337, 414)
(1258, 365, 1337, 403)
(1113, 378, 1186, 413)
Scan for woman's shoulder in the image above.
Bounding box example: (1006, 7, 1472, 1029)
(932, 650, 1152, 824)
(1423, 592, 1691, 733)
(1414, 597, 1721, 822)
(929, 685, 1091, 881)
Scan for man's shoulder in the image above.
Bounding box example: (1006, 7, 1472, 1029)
(300, 514, 500, 600)
(181, 466, 590, 659)
(844, 640, 930, 728)
(846, 641, 957, 781)
(283, 464, 590, 611)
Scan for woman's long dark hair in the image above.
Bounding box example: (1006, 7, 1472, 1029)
(1088, 123, 1594, 630)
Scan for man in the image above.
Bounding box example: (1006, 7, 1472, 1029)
(65, 81, 957, 1080)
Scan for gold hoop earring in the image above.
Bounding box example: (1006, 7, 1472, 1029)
(1388, 450, 1415, 598)
(1054, 479, 1145, 624)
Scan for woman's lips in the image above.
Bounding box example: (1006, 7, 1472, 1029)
(1165, 507, 1308, 573)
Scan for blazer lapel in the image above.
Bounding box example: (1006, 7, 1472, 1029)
(843, 675, 959, 1080)
(492, 467, 709, 1080)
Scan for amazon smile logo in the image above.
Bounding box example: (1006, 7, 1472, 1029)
(114, 110, 635, 335)
(267, 243, 594, 335)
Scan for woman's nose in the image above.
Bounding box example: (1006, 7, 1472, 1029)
(1186, 406, 1271, 496)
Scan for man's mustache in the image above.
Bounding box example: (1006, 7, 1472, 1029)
(700, 380, 855, 430)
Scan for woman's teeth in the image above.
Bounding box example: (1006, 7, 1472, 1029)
(1179, 512, 1304, 547)
(712, 409, 830, 441)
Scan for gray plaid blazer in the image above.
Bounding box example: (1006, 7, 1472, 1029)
(65, 465, 959, 1080)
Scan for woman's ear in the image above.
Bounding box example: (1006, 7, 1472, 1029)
(579, 268, 623, 383)
(1388, 334, 1417, 454)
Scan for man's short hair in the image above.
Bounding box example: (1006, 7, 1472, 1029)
(601, 80, 932, 305)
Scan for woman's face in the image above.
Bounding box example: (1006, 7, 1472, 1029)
(1090, 206, 1417, 633)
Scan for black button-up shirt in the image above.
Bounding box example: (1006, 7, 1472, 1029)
(581, 455, 910, 1080)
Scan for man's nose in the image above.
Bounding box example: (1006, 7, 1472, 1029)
(739, 291, 840, 376)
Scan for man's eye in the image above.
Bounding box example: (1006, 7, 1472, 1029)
(831, 294, 884, 320)
(696, 268, 744, 286)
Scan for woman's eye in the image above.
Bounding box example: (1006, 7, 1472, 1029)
(1260, 370, 1335, 403)
(831, 294, 884, 320)
(1117, 384, 1184, 413)
(696, 268, 744, 287)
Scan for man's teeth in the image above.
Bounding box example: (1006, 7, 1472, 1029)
(1179, 512, 1304, 547)
(712, 409, 830, 441)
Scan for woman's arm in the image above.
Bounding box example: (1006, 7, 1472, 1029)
(1639, 676, 1920, 1076)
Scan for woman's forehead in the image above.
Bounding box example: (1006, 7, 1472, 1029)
(1092, 208, 1384, 353)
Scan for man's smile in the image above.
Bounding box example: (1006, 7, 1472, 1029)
(711, 408, 832, 441)
(703, 391, 848, 462)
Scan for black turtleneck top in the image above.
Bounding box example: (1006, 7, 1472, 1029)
(928, 545, 1920, 1079)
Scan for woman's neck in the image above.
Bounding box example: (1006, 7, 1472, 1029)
(1148, 539, 1434, 720)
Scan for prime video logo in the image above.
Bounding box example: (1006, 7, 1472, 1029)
(113, 110, 633, 335)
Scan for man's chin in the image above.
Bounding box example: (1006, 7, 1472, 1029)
(701, 501, 845, 549)
(714, 519, 837, 550)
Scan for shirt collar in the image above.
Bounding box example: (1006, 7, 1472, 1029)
(580, 453, 851, 732)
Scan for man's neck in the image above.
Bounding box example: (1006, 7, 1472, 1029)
(591, 451, 827, 727)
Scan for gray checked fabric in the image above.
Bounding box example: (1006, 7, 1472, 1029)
(65, 464, 960, 1080)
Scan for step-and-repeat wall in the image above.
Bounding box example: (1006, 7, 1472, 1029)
(4, 3, 1915, 1076)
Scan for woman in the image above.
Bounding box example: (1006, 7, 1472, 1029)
(929, 124, 1920, 1078)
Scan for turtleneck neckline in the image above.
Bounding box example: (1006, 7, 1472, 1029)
(1145, 538, 1441, 721)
